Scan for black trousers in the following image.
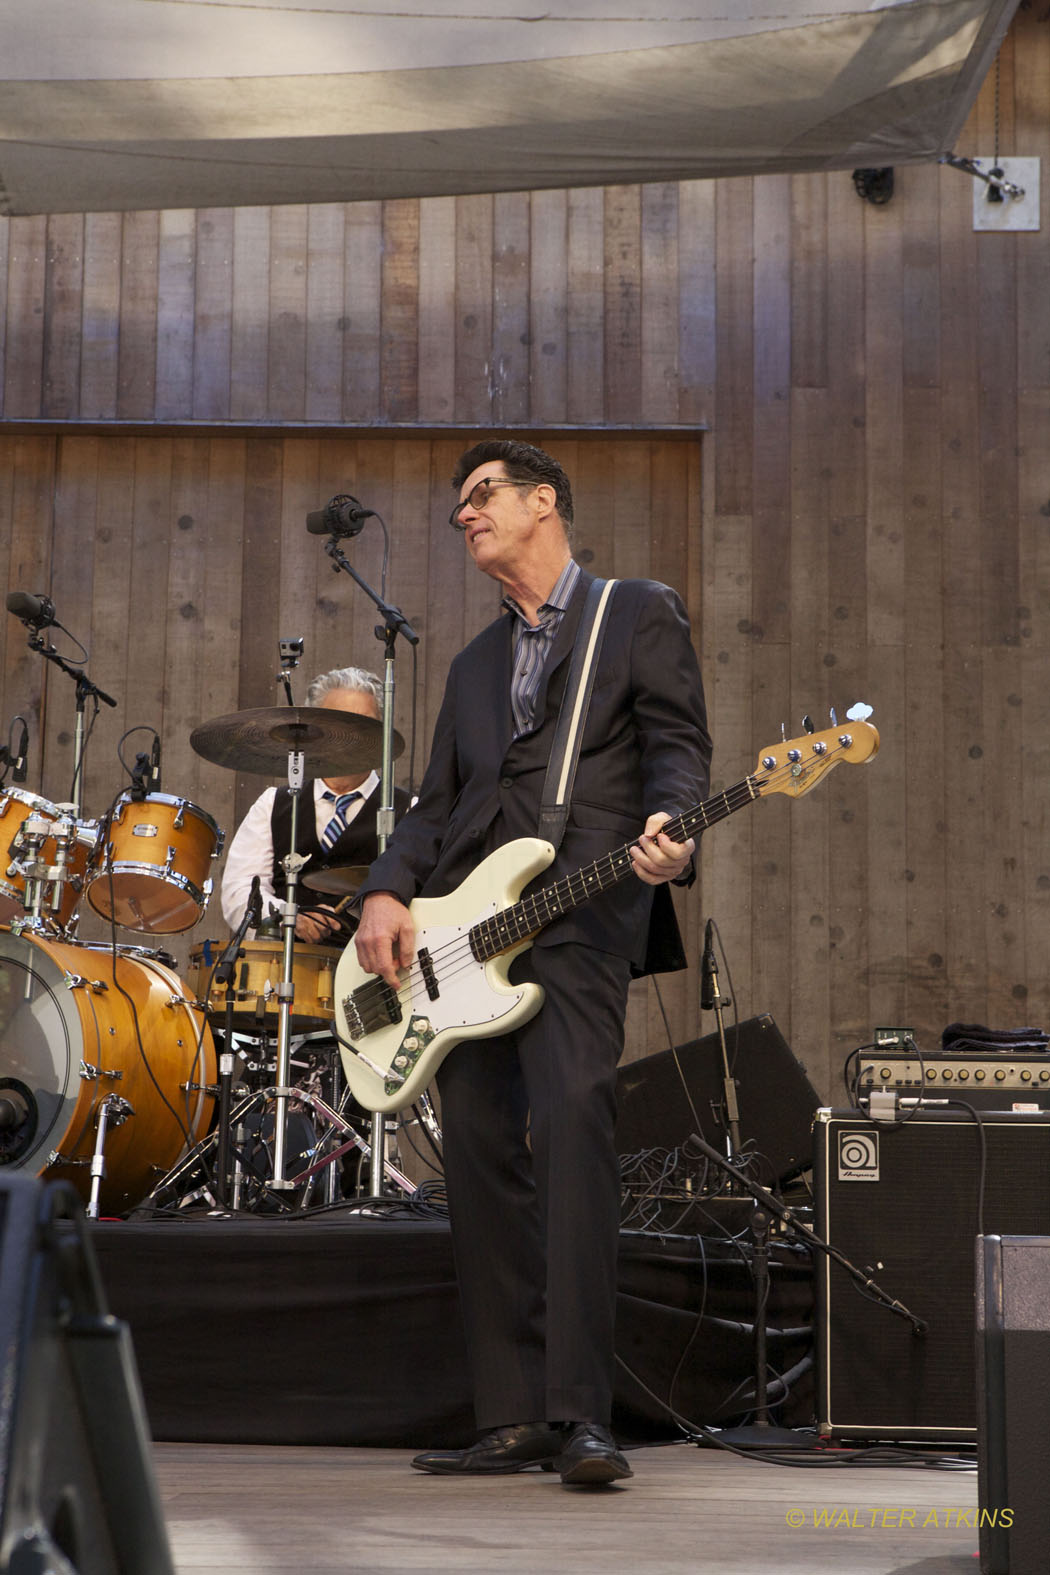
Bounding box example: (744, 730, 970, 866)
(435, 941, 632, 1430)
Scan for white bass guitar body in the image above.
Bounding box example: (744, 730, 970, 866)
(333, 838, 555, 1113)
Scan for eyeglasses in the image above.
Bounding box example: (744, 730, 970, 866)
(449, 478, 535, 530)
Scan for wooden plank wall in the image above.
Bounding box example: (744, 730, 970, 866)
(0, 13, 1048, 1110)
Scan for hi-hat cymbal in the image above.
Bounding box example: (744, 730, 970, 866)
(300, 864, 370, 897)
(190, 707, 404, 777)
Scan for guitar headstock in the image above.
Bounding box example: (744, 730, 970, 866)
(754, 713, 880, 799)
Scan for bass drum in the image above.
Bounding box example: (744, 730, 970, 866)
(0, 930, 216, 1215)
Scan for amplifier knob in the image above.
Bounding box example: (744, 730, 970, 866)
(975, 1069, 986, 1081)
(995, 1069, 1007, 1081)
(926, 1068, 937, 1082)
(880, 1068, 892, 1081)
(957, 1069, 969, 1081)
(1040, 1070, 1050, 1083)
(942, 1069, 953, 1081)
(1021, 1069, 1032, 1083)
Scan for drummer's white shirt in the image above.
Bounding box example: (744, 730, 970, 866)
(219, 771, 379, 931)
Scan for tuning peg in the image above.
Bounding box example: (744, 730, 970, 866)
(830, 707, 838, 727)
(802, 714, 815, 734)
(780, 721, 787, 741)
(846, 701, 874, 722)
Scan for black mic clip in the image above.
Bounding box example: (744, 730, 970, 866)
(129, 751, 151, 803)
(12, 722, 29, 783)
(699, 917, 721, 1011)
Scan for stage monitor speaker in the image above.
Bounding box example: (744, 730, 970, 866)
(615, 1013, 820, 1187)
(0, 1172, 175, 1575)
(814, 1109, 1050, 1442)
(976, 1235, 1050, 1575)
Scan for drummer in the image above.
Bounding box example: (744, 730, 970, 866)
(220, 665, 411, 944)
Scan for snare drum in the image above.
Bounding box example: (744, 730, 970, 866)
(188, 938, 336, 1032)
(0, 930, 216, 1215)
(0, 787, 95, 929)
(87, 792, 224, 934)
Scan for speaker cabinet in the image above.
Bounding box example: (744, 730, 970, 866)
(0, 1173, 174, 1575)
(976, 1235, 1050, 1575)
(814, 1109, 1050, 1441)
(615, 1013, 820, 1187)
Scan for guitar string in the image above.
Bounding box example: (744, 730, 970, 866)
(344, 735, 862, 1045)
(346, 739, 857, 1030)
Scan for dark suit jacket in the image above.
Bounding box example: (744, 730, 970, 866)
(356, 571, 711, 974)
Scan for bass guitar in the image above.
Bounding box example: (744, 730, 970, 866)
(334, 710, 879, 1112)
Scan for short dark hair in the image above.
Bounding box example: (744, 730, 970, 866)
(452, 439, 574, 528)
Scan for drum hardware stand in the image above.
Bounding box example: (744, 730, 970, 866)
(275, 1086, 413, 1196)
(86, 1093, 135, 1220)
(211, 877, 263, 1208)
(320, 520, 419, 1197)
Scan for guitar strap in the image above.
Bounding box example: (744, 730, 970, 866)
(536, 576, 619, 850)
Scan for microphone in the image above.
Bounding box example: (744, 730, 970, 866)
(700, 917, 718, 1010)
(305, 494, 377, 537)
(12, 721, 28, 784)
(150, 733, 162, 793)
(6, 591, 57, 629)
(248, 874, 263, 929)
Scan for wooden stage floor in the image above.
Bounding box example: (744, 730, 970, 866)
(154, 1440, 982, 1574)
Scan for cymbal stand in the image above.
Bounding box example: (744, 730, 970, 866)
(322, 529, 418, 1197)
(269, 747, 308, 1191)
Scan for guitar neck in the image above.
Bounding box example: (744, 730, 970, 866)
(470, 773, 761, 961)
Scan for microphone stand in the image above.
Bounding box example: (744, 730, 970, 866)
(686, 1129, 927, 1449)
(323, 532, 418, 1196)
(23, 628, 117, 817)
(700, 921, 742, 1162)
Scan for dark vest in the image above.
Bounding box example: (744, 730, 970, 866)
(270, 783, 412, 902)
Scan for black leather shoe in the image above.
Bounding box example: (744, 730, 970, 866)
(411, 1422, 563, 1475)
(555, 1423, 633, 1485)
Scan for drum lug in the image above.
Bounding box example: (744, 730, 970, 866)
(80, 1060, 124, 1082)
(47, 1149, 91, 1169)
(65, 973, 109, 993)
(172, 801, 186, 830)
(164, 845, 178, 873)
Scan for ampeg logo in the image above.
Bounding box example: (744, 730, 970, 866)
(837, 1130, 880, 1181)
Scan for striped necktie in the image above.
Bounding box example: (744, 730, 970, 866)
(321, 790, 360, 853)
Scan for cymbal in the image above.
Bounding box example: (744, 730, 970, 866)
(300, 864, 370, 897)
(190, 707, 404, 777)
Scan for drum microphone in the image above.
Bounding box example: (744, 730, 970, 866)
(700, 917, 718, 1010)
(12, 720, 28, 783)
(305, 494, 376, 538)
(150, 733, 162, 792)
(6, 590, 57, 629)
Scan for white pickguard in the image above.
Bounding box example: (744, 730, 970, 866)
(334, 837, 556, 1112)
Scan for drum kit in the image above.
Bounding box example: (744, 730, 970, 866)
(0, 700, 413, 1220)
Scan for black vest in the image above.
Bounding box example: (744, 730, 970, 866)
(269, 783, 412, 902)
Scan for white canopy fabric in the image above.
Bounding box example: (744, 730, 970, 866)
(0, 0, 1020, 215)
